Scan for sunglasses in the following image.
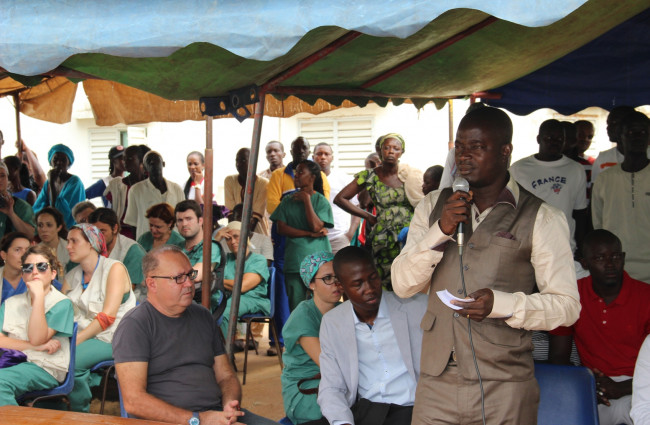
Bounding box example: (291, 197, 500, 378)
(21, 262, 51, 274)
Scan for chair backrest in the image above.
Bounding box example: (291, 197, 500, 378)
(267, 266, 276, 318)
(534, 363, 599, 425)
(115, 372, 131, 418)
(59, 322, 79, 394)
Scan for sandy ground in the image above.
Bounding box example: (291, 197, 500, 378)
(91, 337, 286, 422)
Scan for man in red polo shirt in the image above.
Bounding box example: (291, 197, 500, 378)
(550, 229, 650, 425)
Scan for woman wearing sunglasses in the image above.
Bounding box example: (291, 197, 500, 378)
(281, 251, 341, 424)
(65, 224, 135, 412)
(0, 245, 74, 405)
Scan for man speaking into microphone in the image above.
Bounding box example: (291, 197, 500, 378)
(392, 106, 581, 424)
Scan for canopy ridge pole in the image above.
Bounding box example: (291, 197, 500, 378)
(201, 116, 214, 310)
(47, 67, 103, 81)
(225, 95, 266, 357)
(261, 31, 362, 92)
(360, 17, 497, 89)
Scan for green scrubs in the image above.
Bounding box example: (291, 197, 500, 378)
(219, 253, 270, 335)
(0, 298, 74, 406)
(184, 240, 222, 267)
(137, 230, 185, 252)
(122, 244, 146, 286)
(70, 338, 113, 412)
(281, 298, 339, 424)
(0, 197, 35, 240)
(270, 192, 333, 311)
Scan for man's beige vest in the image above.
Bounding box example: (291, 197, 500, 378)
(3, 289, 71, 382)
(422, 186, 542, 381)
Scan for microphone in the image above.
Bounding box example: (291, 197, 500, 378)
(452, 176, 470, 255)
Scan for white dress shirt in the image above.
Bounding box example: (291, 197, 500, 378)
(632, 334, 650, 424)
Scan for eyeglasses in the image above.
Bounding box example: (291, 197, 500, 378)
(314, 274, 339, 285)
(150, 269, 198, 284)
(21, 262, 51, 274)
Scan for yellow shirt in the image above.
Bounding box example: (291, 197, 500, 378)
(266, 165, 330, 214)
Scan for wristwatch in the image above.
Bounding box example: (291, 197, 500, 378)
(188, 412, 200, 425)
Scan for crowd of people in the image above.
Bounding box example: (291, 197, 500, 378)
(0, 103, 647, 425)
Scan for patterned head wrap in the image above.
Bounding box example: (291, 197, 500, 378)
(71, 224, 108, 257)
(378, 133, 406, 151)
(300, 251, 334, 288)
(48, 144, 75, 166)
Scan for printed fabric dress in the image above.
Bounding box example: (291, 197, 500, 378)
(356, 168, 414, 290)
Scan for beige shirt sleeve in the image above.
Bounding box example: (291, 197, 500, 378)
(392, 190, 453, 298)
(224, 175, 237, 210)
(392, 190, 581, 331)
(490, 203, 581, 330)
(252, 177, 269, 218)
(123, 184, 138, 227)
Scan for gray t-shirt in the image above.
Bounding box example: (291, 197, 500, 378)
(113, 301, 225, 411)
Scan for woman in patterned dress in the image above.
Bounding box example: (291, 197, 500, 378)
(334, 133, 424, 290)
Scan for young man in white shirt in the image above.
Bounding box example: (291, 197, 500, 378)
(510, 119, 589, 254)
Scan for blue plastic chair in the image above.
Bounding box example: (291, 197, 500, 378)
(534, 362, 599, 425)
(18, 322, 78, 410)
(115, 371, 132, 418)
(90, 359, 115, 414)
(239, 266, 283, 385)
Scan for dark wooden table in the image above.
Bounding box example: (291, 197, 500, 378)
(0, 406, 172, 424)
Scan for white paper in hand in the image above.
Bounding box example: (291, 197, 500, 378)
(436, 289, 475, 310)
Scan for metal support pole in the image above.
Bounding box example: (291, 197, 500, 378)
(225, 95, 265, 356)
(448, 99, 454, 150)
(201, 116, 214, 310)
(13, 93, 22, 157)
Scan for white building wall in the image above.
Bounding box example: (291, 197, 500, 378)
(1, 85, 637, 207)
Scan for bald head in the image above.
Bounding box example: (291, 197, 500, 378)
(333, 246, 375, 277)
(142, 245, 188, 277)
(582, 229, 622, 259)
(607, 106, 636, 143)
(458, 106, 513, 147)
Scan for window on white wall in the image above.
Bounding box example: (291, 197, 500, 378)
(299, 117, 373, 176)
(89, 127, 147, 180)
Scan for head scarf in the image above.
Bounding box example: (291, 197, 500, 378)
(48, 144, 75, 166)
(71, 224, 108, 257)
(223, 220, 252, 248)
(378, 133, 406, 151)
(225, 221, 242, 231)
(300, 251, 334, 288)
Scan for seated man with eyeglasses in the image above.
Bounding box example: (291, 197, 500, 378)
(550, 230, 650, 425)
(112, 245, 276, 425)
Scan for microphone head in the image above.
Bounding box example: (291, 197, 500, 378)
(452, 176, 469, 193)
